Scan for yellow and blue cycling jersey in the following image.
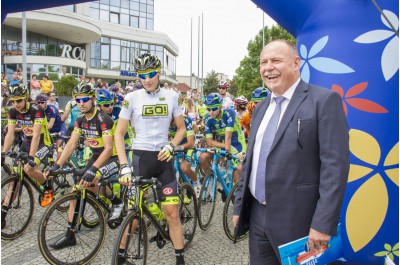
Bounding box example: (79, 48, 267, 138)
(204, 108, 246, 154)
(169, 116, 194, 145)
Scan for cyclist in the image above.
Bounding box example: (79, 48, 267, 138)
(115, 52, 187, 265)
(240, 87, 269, 138)
(169, 116, 201, 195)
(45, 83, 122, 249)
(62, 93, 81, 137)
(218, 80, 234, 110)
(36, 93, 66, 158)
(199, 93, 246, 183)
(1, 84, 53, 228)
(234, 95, 248, 120)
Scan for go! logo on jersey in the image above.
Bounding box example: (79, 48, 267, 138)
(142, 104, 169, 116)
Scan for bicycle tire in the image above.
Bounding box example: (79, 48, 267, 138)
(1, 176, 34, 240)
(1, 163, 12, 179)
(38, 192, 106, 265)
(197, 173, 216, 230)
(111, 210, 147, 265)
(179, 182, 198, 249)
(53, 161, 75, 212)
(223, 182, 249, 242)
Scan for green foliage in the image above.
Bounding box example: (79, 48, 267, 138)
(231, 25, 295, 99)
(57, 75, 78, 96)
(202, 70, 219, 96)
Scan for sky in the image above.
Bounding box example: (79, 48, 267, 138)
(154, 0, 276, 80)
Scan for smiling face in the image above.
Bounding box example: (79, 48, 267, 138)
(260, 40, 300, 96)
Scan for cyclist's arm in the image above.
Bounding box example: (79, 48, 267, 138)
(56, 131, 80, 166)
(224, 130, 233, 153)
(170, 115, 185, 147)
(92, 134, 113, 168)
(2, 123, 15, 152)
(205, 137, 225, 149)
(115, 117, 129, 165)
(29, 123, 42, 157)
(61, 103, 72, 122)
(47, 117, 55, 130)
(181, 134, 194, 150)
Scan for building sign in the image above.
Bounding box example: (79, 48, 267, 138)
(61, 45, 85, 61)
(120, 70, 137, 77)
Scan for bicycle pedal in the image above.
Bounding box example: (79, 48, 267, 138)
(149, 235, 157, 243)
(217, 188, 227, 202)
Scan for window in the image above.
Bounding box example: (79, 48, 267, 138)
(147, 19, 153, 30)
(60, 5, 75, 12)
(110, 0, 120, 7)
(130, 1, 139, 10)
(111, 45, 120, 62)
(121, 14, 129, 25)
(100, 10, 110, 21)
(89, 8, 99, 19)
(121, 0, 129, 8)
(147, 4, 153, 13)
(130, 16, 139, 28)
(139, 3, 146, 12)
(101, 44, 110, 60)
(110, 12, 119, 23)
(139, 17, 146, 29)
(110, 6, 120, 13)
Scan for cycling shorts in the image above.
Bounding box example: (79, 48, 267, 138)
(131, 149, 179, 205)
(85, 155, 119, 180)
(20, 139, 53, 166)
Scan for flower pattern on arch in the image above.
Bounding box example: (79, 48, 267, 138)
(299, 36, 355, 83)
(354, 10, 399, 81)
(374, 243, 399, 265)
(346, 129, 398, 252)
(331, 82, 389, 116)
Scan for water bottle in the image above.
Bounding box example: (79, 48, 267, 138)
(148, 203, 165, 221)
(218, 162, 226, 179)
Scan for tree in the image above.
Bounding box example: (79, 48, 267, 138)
(202, 70, 219, 96)
(57, 75, 78, 96)
(231, 25, 295, 100)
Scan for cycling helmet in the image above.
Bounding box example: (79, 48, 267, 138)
(247, 101, 258, 116)
(7, 83, 28, 99)
(133, 52, 162, 74)
(73, 83, 95, 98)
(109, 84, 119, 93)
(205, 93, 223, 108)
(134, 82, 143, 90)
(117, 93, 124, 102)
(234, 95, 248, 105)
(218, 80, 229, 89)
(36, 93, 49, 102)
(251, 87, 269, 102)
(96, 89, 114, 105)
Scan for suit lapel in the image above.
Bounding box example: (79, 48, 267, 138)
(269, 80, 308, 153)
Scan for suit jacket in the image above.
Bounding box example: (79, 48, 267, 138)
(234, 80, 349, 249)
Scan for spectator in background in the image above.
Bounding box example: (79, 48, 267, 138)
(79, 75, 85, 84)
(58, 66, 68, 79)
(30, 74, 42, 102)
(89, 78, 95, 86)
(96, 79, 103, 88)
(164, 82, 169, 89)
(40, 75, 54, 94)
(16, 68, 23, 82)
(47, 92, 59, 109)
(115, 81, 124, 93)
(10, 73, 21, 86)
(125, 81, 133, 92)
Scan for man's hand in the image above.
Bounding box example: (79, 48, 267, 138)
(26, 155, 38, 168)
(119, 164, 132, 186)
(79, 165, 98, 188)
(158, 143, 175, 162)
(233, 215, 240, 228)
(308, 228, 331, 252)
(45, 164, 61, 178)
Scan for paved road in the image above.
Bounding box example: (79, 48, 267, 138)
(1, 187, 250, 265)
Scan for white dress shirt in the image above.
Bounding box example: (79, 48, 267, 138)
(249, 78, 301, 201)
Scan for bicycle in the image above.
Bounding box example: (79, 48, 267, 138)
(1, 151, 74, 240)
(37, 166, 128, 265)
(110, 176, 198, 265)
(196, 147, 236, 231)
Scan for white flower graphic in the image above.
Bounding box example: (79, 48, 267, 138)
(354, 10, 399, 81)
(299, 36, 355, 83)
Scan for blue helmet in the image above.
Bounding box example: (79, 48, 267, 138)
(205, 93, 223, 108)
(251, 87, 269, 102)
(96, 89, 114, 105)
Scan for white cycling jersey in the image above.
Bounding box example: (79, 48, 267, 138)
(222, 95, 234, 110)
(119, 88, 183, 151)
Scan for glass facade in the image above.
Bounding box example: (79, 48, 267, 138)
(90, 37, 176, 77)
(89, 0, 154, 30)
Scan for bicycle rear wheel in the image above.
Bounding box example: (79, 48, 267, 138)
(178, 182, 198, 249)
(197, 173, 216, 230)
(52, 162, 75, 212)
(111, 210, 147, 265)
(223, 182, 249, 242)
(38, 192, 106, 265)
(1, 176, 34, 240)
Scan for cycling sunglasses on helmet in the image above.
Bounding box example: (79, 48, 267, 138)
(75, 97, 92, 103)
(138, 71, 158, 80)
(207, 107, 219, 112)
(10, 99, 24, 104)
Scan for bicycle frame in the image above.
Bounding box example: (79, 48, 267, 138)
(173, 151, 200, 187)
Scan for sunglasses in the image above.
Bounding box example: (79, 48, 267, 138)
(37, 102, 46, 105)
(10, 99, 24, 104)
(75, 97, 92, 103)
(138, 71, 158, 80)
(218, 87, 227, 90)
(101, 103, 114, 108)
(207, 107, 219, 112)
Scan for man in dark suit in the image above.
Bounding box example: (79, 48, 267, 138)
(233, 40, 349, 265)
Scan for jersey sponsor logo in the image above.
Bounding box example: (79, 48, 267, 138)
(88, 139, 99, 146)
(122, 99, 129, 109)
(22, 127, 33, 134)
(142, 104, 169, 116)
(159, 97, 165, 101)
(162, 187, 173, 195)
(101, 123, 107, 131)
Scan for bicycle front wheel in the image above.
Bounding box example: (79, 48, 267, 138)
(223, 182, 249, 242)
(1, 176, 34, 240)
(38, 192, 106, 265)
(197, 173, 216, 230)
(111, 210, 147, 265)
(179, 182, 198, 249)
(1, 163, 12, 179)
